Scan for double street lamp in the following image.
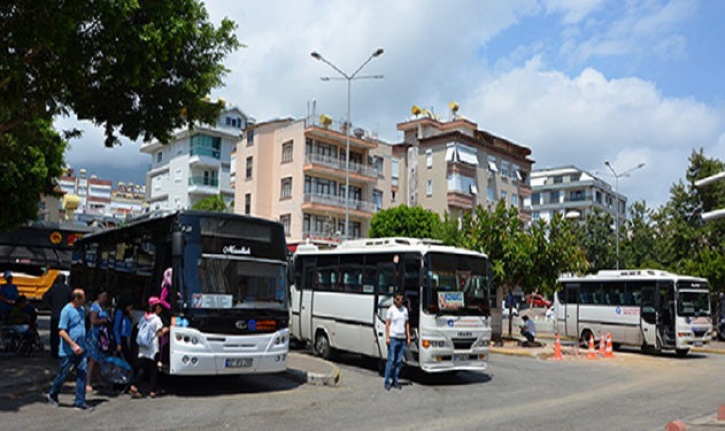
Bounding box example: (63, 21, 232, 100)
(603, 160, 646, 270)
(311, 48, 384, 240)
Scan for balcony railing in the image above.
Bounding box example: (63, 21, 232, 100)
(189, 176, 219, 187)
(304, 154, 378, 178)
(190, 147, 221, 159)
(302, 193, 377, 213)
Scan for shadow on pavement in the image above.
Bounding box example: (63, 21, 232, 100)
(159, 372, 303, 397)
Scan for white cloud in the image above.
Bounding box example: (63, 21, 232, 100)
(540, 0, 606, 24)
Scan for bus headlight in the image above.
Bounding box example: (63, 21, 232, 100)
(275, 334, 287, 345)
(422, 339, 446, 348)
(477, 339, 490, 347)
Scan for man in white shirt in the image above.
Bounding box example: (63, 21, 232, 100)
(520, 315, 536, 343)
(384, 292, 411, 390)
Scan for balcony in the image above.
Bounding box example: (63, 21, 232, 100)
(303, 154, 379, 183)
(518, 183, 532, 198)
(188, 176, 219, 195)
(189, 147, 221, 168)
(301, 193, 377, 216)
(447, 191, 475, 210)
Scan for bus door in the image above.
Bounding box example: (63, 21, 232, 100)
(374, 262, 397, 361)
(640, 286, 658, 348)
(658, 282, 675, 346)
(401, 257, 421, 363)
(299, 260, 316, 341)
(563, 284, 580, 338)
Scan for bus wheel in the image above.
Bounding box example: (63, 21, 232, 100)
(314, 332, 333, 360)
(675, 348, 689, 357)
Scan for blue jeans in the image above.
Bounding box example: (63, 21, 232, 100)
(384, 338, 406, 388)
(49, 354, 87, 406)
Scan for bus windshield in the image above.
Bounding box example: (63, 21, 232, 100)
(677, 290, 710, 317)
(423, 252, 491, 316)
(198, 257, 286, 310)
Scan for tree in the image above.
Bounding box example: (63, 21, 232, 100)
(2, 1, 239, 146)
(191, 194, 229, 212)
(369, 205, 442, 239)
(621, 201, 659, 269)
(0, 115, 66, 231)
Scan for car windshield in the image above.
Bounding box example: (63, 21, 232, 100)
(677, 290, 710, 317)
(198, 257, 286, 310)
(422, 252, 491, 317)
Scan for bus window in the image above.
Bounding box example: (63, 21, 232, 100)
(377, 265, 396, 295)
(317, 267, 337, 291)
(605, 282, 624, 305)
(340, 254, 363, 293)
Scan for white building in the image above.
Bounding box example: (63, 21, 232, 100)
(528, 166, 626, 222)
(141, 106, 253, 211)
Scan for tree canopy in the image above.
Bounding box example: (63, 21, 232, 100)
(191, 194, 229, 212)
(0, 1, 240, 231)
(369, 205, 442, 239)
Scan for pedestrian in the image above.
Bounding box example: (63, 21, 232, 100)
(520, 315, 537, 344)
(43, 274, 71, 358)
(129, 296, 168, 399)
(113, 299, 134, 365)
(0, 271, 19, 320)
(47, 288, 94, 411)
(384, 292, 410, 391)
(86, 288, 111, 392)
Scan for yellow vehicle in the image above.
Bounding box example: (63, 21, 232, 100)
(8, 269, 69, 303)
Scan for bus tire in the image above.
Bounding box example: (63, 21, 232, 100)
(314, 331, 333, 360)
(579, 329, 593, 347)
(675, 348, 689, 357)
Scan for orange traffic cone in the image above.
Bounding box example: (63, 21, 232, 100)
(605, 333, 614, 358)
(553, 333, 563, 361)
(599, 332, 606, 356)
(587, 334, 597, 360)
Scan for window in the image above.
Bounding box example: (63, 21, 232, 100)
(569, 190, 585, 202)
(426, 149, 432, 168)
(156, 152, 162, 163)
(487, 156, 498, 173)
(532, 211, 540, 221)
(511, 194, 518, 206)
(190, 134, 222, 159)
(391, 159, 400, 186)
(373, 189, 383, 210)
(531, 193, 540, 206)
(501, 162, 509, 179)
(246, 156, 253, 178)
(244, 193, 251, 215)
(373, 156, 384, 177)
(487, 185, 496, 201)
(426, 179, 433, 196)
(282, 141, 293, 163)
(512, 164, 520, 182)
(280, 214, 291, 237)
(550, 190, 560, 203)
(246, 128, 255, 145)
(569, 173, 581, 182)
(445, 142, 478, 166)
(470, 184, 478, 195)
(501, 190, 508, 203)
(174, 169, 182, 183)
(280, 177, 292, 199)
(553, 176, 563, 184)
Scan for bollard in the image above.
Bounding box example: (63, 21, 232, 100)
(664, 420, 686, 431)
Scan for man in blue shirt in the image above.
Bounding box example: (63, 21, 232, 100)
(47, 288, 93, 411)
(0, 271, 19, 320)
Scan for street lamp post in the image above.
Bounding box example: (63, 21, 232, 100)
(311, 49, 384, 240)
(604, 161, 645, 270)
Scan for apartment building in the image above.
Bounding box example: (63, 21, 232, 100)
(233, 115, 392, 248)
(394, 112, 534, 221)
(142, 106, 252, 211)
(59, 168, 113, 215)
(529, 166, 626, 222)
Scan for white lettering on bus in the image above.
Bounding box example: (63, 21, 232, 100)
(223, 245, 251, 255)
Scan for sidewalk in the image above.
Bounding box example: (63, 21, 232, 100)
(491, 331, 725, 359)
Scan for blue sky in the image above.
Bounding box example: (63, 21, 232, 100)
(63, 0, 725, 208)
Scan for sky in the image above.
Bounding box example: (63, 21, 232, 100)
(61, 0, 725, 208)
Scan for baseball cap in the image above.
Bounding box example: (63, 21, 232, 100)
(148, 296, 162, 307)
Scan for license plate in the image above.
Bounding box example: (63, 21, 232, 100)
(694, 341, 703, 347)
(225, 358, 253, 368)
(454, 354, 468, 362)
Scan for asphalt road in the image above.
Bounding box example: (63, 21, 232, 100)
(2, 344, 723, 431)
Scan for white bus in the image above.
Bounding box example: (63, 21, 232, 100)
(72, 211, 290, 375)
(554, 269, 712, 356)
(290, 237, 493, 373)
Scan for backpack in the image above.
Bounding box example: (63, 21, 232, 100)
(136, 316, 156, 349)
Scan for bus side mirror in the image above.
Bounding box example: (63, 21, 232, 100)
(172, 231, 184, 258)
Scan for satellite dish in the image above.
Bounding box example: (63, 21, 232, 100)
(353, 128, 365, 138)
(448, 101, 459, 113)
(411, 105, 422, 116)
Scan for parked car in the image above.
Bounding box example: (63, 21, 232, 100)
(525, 293, 552, 308)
